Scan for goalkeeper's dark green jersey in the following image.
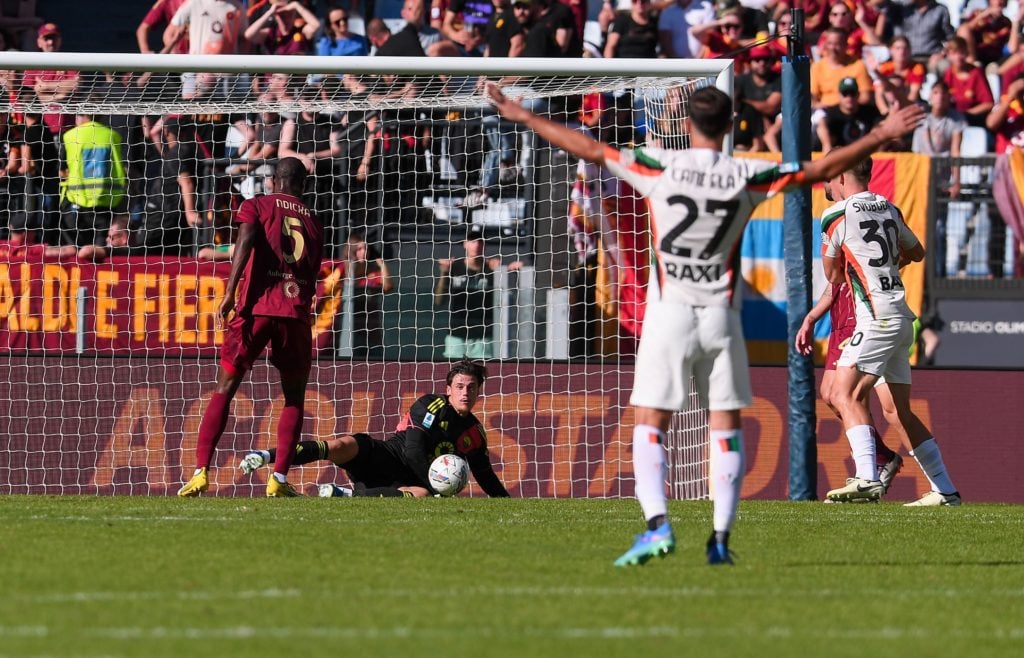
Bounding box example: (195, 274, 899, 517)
(384, 393, 509, 497)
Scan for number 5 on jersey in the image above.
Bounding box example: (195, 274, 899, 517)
(282, 216, 305, 263)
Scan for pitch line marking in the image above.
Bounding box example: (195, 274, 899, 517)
(11, 584, 1023, 607)
(12, 588, 300, 604)
(2, 624, 1022, 642)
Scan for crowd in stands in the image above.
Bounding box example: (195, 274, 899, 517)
(0, 0, 1020, 278)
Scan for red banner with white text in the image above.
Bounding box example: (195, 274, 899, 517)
(0, 255, 344, 354)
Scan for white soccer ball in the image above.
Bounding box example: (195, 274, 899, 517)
(428, 454, 470, 497)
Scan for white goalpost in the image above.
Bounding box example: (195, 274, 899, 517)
(0, 53, 732, 499)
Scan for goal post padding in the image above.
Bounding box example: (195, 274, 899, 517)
(0, 53, 732, 499)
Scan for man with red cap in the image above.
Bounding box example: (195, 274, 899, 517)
(21, 23, 79, 136)
(733, 45, 781, 151)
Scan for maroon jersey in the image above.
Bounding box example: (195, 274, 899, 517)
(234, 193, 323, 323)
(826, 282, 856, 369)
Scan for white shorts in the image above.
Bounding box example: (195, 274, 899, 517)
(836, 317, 914, 385)
(630, 301, 752, 412)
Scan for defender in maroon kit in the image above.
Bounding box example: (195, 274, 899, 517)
(179, 157, 324, 498)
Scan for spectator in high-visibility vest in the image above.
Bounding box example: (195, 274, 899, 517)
(60, 114, 128, 249)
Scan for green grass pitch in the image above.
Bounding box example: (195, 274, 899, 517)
(2, 497, 1022, 658)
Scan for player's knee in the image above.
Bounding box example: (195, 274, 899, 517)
(820, 385, 837, 409)
(327, 433, 365, 464)
(213, 381, 236, 396)
(830, 387, 852, 407)
(833, 390, 863, 415)
(215, 365, 244, 395)
(214, 381, 243, 398)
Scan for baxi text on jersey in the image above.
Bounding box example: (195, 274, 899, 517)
(663, 261, 722, 282)
(671, 169, 736, 189)
(877, 273, 904, 291)
(878, 274, 903, 291)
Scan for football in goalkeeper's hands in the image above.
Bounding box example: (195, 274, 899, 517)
(428, 454, 469, 497)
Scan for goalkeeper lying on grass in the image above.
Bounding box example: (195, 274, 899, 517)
(240, 359, 510, 498)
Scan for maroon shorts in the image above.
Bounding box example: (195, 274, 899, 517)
(221, 314, 312, 379)
(825, 322, 855, 371)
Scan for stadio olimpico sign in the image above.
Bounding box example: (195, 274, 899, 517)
(934, 299, 1024, 368)
(948, 320, 1024, 335)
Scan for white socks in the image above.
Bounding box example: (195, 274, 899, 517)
(632, 424, 668, 523)
(847, 424, 878, 480)
(910, 438, 957, 494)
(710, 429, 745, 533)
(633, 424, 747, 532)
(272, 472, 288, 484)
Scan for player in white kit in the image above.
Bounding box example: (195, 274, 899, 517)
(821, 158, 960, 505)
(487, 82, 925, 565)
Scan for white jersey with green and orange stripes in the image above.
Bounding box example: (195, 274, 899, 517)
(821, 191, 919, 321)
(602, 145, 805, 308)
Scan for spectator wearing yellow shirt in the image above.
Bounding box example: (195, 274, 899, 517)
(811, 27, 874, 110)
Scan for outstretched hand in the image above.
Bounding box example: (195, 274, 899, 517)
(877, 102, 925, 141)
(486, 82, 532, 124)
(488, 81, 605, 165)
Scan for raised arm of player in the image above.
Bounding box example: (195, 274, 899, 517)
(802, 103, 925, 184)
(218, 221, 257, 327)
(487, 82, 607, 167)
(489, 82, 924, 183)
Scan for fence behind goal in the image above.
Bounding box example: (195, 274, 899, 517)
(0, 54, 730, 499)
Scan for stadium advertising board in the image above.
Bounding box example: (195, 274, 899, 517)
(1, 360, 1019, 503)
(932, 299, 1024, 368)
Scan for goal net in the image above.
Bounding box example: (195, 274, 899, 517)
(0, 53, 731, 499)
